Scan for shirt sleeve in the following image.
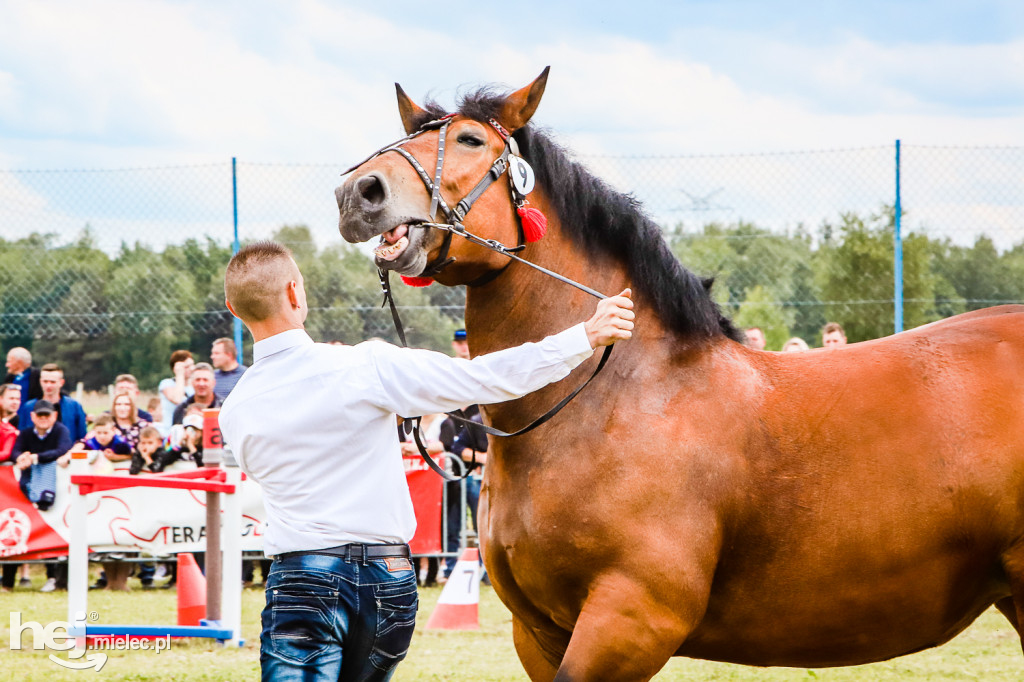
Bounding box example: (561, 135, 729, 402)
(368, 323, 594, 418)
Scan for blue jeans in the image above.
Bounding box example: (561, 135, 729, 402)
(444, 476, 481, 576)
(261, 552, 418, 682)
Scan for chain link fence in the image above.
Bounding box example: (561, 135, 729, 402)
(1, 144, 1022, 388)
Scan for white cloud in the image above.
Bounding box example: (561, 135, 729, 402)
(0, 0, 1020, 255)
(1, 0, 1021, 168)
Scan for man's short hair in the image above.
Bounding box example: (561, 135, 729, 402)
(822, 322, 845, 336)
(93, 414, 115, 428)
(169, 350, 193, 372)
(213, 337, 237, 356)
(7, 347, 31, 365)
(0, 383, 20, 396)
(139, 426, 162, 441)
(40, 363, 63, 376)
(192, 362, 215, 376)
(225, 241, 299, 323)
(114, 374, 138, 387)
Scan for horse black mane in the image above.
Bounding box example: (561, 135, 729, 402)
(413, 88, 741, 343)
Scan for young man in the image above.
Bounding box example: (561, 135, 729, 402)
(19, 363, 87, 441)
(211, 337, 247, 402)
(822, 321, 848, 348)
(743, 326, 766, 351)
(218, 241, 634, 682)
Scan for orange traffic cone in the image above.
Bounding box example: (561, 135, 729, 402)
(426, 548, 480, 630)
(176, 553, 207, 626)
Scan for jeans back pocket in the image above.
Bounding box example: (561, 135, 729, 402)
(265, 570, 341, 666)
(369, 576, 419, 672)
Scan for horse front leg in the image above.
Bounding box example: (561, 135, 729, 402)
(513, 617, 569, 682)
(552, 569, 713, 682)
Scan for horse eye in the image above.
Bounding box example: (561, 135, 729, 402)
(457, 134, 485, 147)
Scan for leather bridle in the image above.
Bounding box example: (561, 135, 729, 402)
(343, 115, 614, 481)
(343, 114, 528, 282)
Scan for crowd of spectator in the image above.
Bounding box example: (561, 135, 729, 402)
(0, 338, 248, 593)
(742, 322, 849, 352)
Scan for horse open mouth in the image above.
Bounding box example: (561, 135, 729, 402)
(374, 223, 414, 262)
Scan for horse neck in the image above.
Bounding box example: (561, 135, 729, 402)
(464, 192, 628, 355)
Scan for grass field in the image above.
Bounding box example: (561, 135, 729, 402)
(2, 569, 1021, 681)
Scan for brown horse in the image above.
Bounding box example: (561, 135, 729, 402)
(336, 68, 1024, 681)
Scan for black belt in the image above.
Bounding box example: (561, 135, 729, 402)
(275, 543, 410, 562)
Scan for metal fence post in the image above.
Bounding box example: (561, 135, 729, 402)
(231, 157, 243, 362)
(894, 140, 904, 334)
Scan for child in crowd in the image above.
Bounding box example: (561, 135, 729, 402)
(70, 414, 133, 468)
(160, 412, 204, 469)
(129, 425, 165, 475)
(146, 397, 163, 431)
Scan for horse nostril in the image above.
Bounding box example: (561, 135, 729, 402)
(357, 174, 387, 207)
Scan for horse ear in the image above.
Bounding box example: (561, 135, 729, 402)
(497, 66, 550, 132)
(396, 83, 427, 135)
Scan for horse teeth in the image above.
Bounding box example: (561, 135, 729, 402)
(375, 236, 409, 261)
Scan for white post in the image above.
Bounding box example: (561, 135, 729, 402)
(220, 467, 243, 646)
(67, 452, 90, 633)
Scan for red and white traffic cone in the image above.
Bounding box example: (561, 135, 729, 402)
(177, 553, 207, 626)
(425, 548, 481, 630)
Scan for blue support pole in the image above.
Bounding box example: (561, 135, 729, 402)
(893, 140, 903, 334)
(229, 157, 240, 360)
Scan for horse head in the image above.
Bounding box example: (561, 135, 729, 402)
(336, 68, 550, 287)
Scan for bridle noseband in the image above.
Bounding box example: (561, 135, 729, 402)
(343, 115, 540, 279)
(342, 114, 615, 481)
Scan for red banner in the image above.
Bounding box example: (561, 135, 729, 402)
(403, 454, 443, 555)
(0, 468, 66, 560)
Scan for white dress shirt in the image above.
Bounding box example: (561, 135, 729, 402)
(219, 324, 594, 557)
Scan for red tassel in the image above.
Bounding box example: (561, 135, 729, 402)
(517, 205, 547, 242)
(400, 276, 434, 287)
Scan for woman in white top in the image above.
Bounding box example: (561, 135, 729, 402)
(157, 350, 194, 436)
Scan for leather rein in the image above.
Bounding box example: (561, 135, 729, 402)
(343, 115, 612, 481)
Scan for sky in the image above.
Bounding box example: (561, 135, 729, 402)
(1, 0, 1022, 169)
(0, 0, 1022, 252)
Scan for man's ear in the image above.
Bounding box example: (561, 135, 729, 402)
(286, 280, 301, 308)
(225, 298, 239, 319)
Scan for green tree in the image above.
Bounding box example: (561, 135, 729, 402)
(104, 245, 200, 389)
(733, 285, 791, 350)
(814, 206, 941, 342)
